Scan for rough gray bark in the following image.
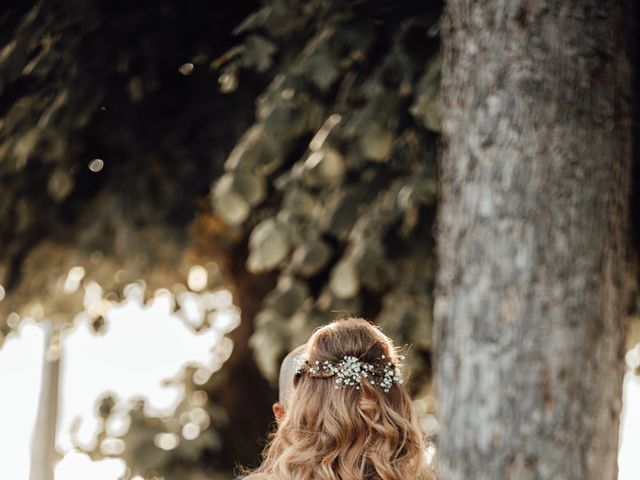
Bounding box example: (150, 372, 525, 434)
(434, 1, 632, 479)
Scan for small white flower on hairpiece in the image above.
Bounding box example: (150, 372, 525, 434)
(296, 354, 402, 393)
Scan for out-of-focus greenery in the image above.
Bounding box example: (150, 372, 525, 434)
(211, 0, 442, 391)
(0, 0, 261, 324)
(1, 1, 639, 479)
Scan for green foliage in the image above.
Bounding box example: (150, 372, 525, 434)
(210, 0, 443, 392)
(0, 1, 445, 479)
(0, 0, 258, 339)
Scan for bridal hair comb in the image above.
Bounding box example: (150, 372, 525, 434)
(295, 355, 402, 393)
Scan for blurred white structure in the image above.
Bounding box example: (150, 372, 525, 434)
(30, 320, 60, 480)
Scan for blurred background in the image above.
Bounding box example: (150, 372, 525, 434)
(0, 1, 638, 479)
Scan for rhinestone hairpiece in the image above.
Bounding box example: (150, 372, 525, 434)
(295, 355, 402, 393)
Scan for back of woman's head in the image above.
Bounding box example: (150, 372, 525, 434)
(256, 317, 434, 480)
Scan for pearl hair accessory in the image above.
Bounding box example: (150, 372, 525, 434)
(295, 354, 403, 393)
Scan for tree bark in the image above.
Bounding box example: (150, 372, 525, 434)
(434, 1, 632, 479)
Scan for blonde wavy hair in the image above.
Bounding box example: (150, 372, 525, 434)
(252, 317, 435, 480)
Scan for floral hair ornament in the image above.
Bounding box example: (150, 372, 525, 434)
(295, 354, 403, 393)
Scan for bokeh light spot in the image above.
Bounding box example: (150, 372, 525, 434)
(179, 63, 194, 75)
(88, 159, 104, 172)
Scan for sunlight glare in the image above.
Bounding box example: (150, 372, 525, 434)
(0, 320, 44, 480)
(54, 450, 124, 480)
(58, 297, 227, 452)
(619, 372, 640, 479)
(187, 265, 208, 292)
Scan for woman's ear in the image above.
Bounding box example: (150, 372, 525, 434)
(272, 402, 285, 422)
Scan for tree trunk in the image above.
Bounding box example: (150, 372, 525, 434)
(434, 1, 632, 479)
